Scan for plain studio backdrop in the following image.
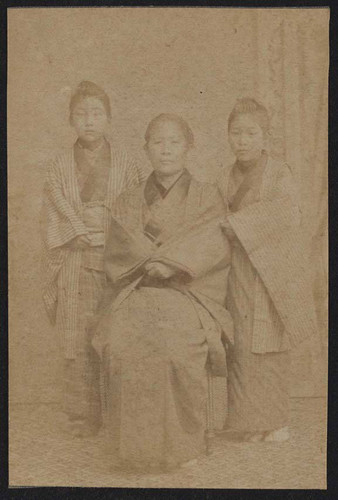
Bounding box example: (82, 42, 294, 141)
(8, 8, 328, 405)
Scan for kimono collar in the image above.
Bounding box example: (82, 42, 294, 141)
(74, 138, 111, 203)
(229, 151, 268, 212)
(144, 168, 192, 207)
(74, 137, 110, 169)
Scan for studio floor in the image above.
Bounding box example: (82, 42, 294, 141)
(9, 397, 326, 489)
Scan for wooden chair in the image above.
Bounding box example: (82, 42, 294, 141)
(205, 369, 227, 454)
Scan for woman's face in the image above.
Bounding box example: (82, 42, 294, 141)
(146, 121, 188, 178)
(228, 113, 265, 163)
(71, 97, 109, 144)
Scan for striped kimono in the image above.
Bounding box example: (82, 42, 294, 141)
(219, 152, 317, 432)
(42, 139, 146, 431)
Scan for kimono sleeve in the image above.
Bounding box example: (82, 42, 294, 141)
(227, 162, 301, 255)
(153, 216, 230, 279)
(123, 153, 148, 189)
(43, 159, 88, 250)
(226, 162, 316, 347)
(152, 185, 230, 278)
(104, 189, 154, 283)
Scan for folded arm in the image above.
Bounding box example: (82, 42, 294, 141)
(225, 163, 301, 254)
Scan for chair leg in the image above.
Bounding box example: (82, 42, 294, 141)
(206, 369, 215, 455)
(205, 429, 215, 455)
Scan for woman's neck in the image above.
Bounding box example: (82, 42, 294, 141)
(237, 150, 266, 173)
(155, 170, 184, 190)
(78, 136, 105, 152)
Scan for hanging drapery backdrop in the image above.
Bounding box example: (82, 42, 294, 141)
(8, 8, 328, 405)
(255, 9, 328, 395)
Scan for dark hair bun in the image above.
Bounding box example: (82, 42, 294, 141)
(69, 81, 111, 120)
(228, 97, 270, 134)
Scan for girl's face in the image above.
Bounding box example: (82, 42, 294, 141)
(71, 97, 109, 144)
(146, 121, 188, 178)
(228, 113, 265, 163)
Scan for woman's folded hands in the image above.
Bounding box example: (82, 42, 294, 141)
(144, 262, 176, 279)
(69, 232, 105, 249)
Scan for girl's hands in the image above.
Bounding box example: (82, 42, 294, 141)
(220, 219, 237, 241)
(145, 262, 176, 279)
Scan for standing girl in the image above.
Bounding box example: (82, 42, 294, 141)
(220, 98, 316, 442)
(42, 81, 145, 437)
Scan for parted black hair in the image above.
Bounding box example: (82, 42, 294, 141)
(144, 113, 194, 148)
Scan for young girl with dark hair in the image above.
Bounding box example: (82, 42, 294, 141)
(42, 81, 145, 437)
(220, 98, 316, 442)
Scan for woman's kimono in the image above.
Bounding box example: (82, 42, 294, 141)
(42, 139, 145, 432)
(219, 152, 317, 432)
(92, 169, 233, 469)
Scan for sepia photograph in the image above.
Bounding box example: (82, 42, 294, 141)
(8, 6, 328, 489)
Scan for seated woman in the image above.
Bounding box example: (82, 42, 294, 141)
(92, 113, 233, 471)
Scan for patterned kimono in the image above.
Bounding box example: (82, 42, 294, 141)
(92, 170, 233, 469)
(42, 138, 145, 431)
(219, 152, 317, 432)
